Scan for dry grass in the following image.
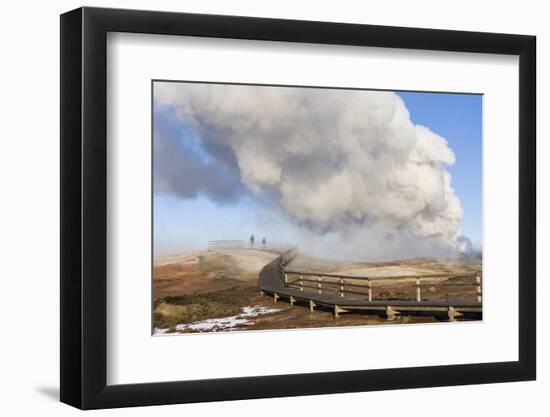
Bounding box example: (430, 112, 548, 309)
(153, 249, 482, 332)
(153, 250, 278, 299)
(154, 286, 258, 328)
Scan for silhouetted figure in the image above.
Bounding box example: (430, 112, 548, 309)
(262, 237, 267, 249)
(250, 234, 255, 248)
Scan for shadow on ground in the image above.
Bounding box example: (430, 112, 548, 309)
(36, 386, 59, 401)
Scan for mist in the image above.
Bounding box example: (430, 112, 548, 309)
(154, 82, 471, 261)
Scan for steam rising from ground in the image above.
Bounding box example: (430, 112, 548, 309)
(154, 83, 468, 260)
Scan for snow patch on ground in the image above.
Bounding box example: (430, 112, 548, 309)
(154, 305, 280, 335)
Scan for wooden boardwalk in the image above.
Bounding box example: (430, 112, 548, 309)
(258, 248, 482, 321)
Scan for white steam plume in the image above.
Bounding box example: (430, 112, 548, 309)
(154, 83, 465, 256)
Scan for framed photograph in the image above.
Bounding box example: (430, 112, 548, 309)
(60, 6, 536, 409)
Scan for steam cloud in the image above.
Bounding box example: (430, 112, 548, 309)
(154, 83, 467, 259)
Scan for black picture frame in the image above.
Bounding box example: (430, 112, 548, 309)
(60, 6, 536, 410)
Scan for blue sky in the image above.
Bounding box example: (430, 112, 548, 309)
(154, 88, 482, 255)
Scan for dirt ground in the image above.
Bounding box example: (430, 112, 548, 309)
(153, 249, 482, 334)
(153, 249, 279, 299)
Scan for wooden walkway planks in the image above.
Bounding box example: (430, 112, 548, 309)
(258, 253, 482, 319)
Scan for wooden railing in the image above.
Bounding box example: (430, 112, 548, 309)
(276, 247, 299, 282)
(278, 247, 299, 266)
(211, 239, 481, 305)
(207, 240, 295, 253)
(282, 269, 482, 302)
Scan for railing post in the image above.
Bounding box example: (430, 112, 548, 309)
(340, 278, 344, 297)
(416, 278, 421, 302)
(448, 306, 463, 321)
(300, 275, 303, 292)
(284, 272, 288, 285)
(318, 276, 322, 294)
(367, 279, 372, 301)
(386, 305, 396, 320)
(476, 273, 482, 302)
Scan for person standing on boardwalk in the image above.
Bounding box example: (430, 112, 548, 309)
(250, 234, 255, 248)
(262, 237, 267, 250)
